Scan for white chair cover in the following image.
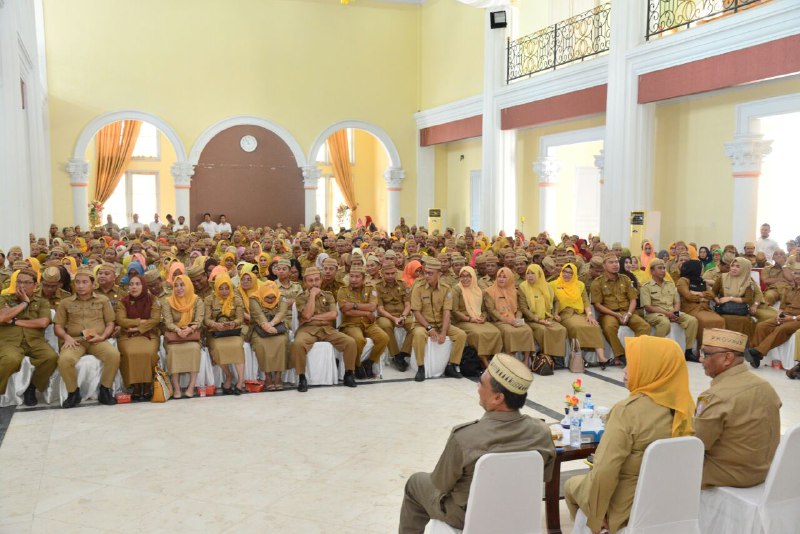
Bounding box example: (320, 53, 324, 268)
(766, 331, 799, 370)
(241, 342, 263, 380)
(194, 348, 217, 387)
(699, 423, 800, 534)
(290, 303, 339, 386)
(575, 437, 704, 534)
(0, 356, 34, 407)
(409, 338, 452, 378)
(427, 451, 544, 534)
(57, 355, 125, 403)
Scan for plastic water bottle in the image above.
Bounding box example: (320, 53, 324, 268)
(585, 393, 595, 417)
(569, 406, 582, 448)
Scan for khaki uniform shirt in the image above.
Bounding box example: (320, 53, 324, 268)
(54, 293, 115, 338)
(195, 284, 213, 301)
(431, 411, 555, 525)
(34, 287, 72, 311)
(411, 280, 454, 327)
(778, 285, 800, 315)
(375, 279, 410, 316)
(440, 273, 458, 290)
(0, 294, 51, 344)
(764, 265, 790, 291)
(579, 272, 596, 292)
(591, 274, 637, 312)
(0, 268, 12, 289)
(96, 284, 127, 310)
(694, 363, 782, 488)
(203, 294, 245, 327)
(277, 280, 303, 306)
(294, 289, 337, 328)
(639, 279, 678, 311)
(298, 254, 317, 272)
(337, 285, 378, 327)
(320, 278, 343, 301)
(478, 275, 493, 291)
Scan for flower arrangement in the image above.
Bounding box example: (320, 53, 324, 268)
(88, 200, 103, 229)
(564, 395, 580, 409)
(335, 203, 351, 228)
(571, 378, 583, 394)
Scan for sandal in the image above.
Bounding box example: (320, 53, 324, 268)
(274, 384, 284, 391)
(266, 384, 277, 391)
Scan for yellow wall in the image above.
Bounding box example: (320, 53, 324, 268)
(44, 0, 421, 226)
(82, 130, 176, 219)
(419, 0, 484, 110)
(653, 76, 800, 246)
(444, 138, 482, 231)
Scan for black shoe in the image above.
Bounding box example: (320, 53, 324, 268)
(98, 385, 116, 405)
(391, 355, 407, 372)
(363, 361, 376, 379)
(355, 365, 367, 379)
(444, 363, 463, 379)
(62, 388, 80, 409)
(23, 384, 38, 407)
(747, 348, 762, 369)
(398, 352, 410, 371)
(343, 372, 357, 388)
(617, 355, 627, 367)
(233, 386, 243, 396)
(685, 349, 699, 363)
(297, 374, 308, 393)
(415, 366, 426, 382)
(222, 386, 234, 395)
(787, 363, 800, 379)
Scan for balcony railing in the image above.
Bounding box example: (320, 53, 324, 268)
(646, 0, 766, 40)
(507, 3, 611, 84)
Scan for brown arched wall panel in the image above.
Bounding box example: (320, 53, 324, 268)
(190, 125, 303, 229)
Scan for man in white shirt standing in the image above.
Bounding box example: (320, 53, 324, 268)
(217, 214, 232, 235)
(175, 215, 190, 232)
(149, 213, 163, 235)
(756, 223, 779, 262)
(129, 213, 144, 234)
(199, 212, 217, 237)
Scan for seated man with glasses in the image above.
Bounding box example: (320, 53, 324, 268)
(695, 329, 782, 489)
(0, 269, 59, 406)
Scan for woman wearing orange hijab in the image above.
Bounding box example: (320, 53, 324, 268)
(402, 260, 423, 289)
(640, 240, 657, 270)
(565, 336, 694, 533)
(204, 273, 245, 395)
(484, 267, 536, 368)
(163, 274, 203, 398)
(249, 279, 288, 390)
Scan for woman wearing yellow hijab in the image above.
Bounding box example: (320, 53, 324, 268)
(23, 257, 41, 282)
(565, 336, 695, 534)
(0, 270, 19, 295)
(519, 264, 568, 363)
(549, 263, 607, 366)
(249, 279, 288, 390)
(256, 252, 272, 281)
(163, 274, 203, 398)
(449, 266, 502, 369)
(61, 256, 78, 277)
(204, 273, 245, 395)
(237, 265, 260, 317)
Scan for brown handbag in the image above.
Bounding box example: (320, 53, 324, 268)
(569, 339, 585, 374)
(164, 329, 201, 344)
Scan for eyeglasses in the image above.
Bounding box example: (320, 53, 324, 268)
(699, 349, 729, 359)
(16, 280, 35, 286)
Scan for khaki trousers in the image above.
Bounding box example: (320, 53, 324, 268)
(291, 325, 356, 374)
(599, 313, 650, 357)
(0, 339, 58, 393)
(644, 312, 699, 349)
(410, 325, 467, 366)
(399, 472, 464, 534)
(58, 340, 120, 392)
(341, 322, 390, 364)
(752, 318, 800, 355)
(376, 317, 414, 356)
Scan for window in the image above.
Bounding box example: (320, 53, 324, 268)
(316, 128, 356, 165)
(103, 171, 159, 227)
(131, 122, 160, 160)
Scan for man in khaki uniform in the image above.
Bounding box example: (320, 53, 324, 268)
(478, 254, 498, 290)
(144, 268, 169, 298)
(320, 257, 342, 301)
(376, 260, 414, 371)
(748, 264, 800, 368)
(274, 258, 303, 308)
(0, 269, 58, 406)
(54, 268, 120, 408)
(292, 267, 357, 392)
(399, 354, 555, 533)
(696, 329, 781, 488)
(36, 266, 71, 310)
(298, 244, 320, 272)
(95, 262, 127, 310)
(187, 264, 213, 300)
(437, 253, 458, 289)
(762, 249, 790, 305)
(337, 266, 390, 379)
(640, 258, 699, 361)
(591, 253, 650, 362)
(410, 258, 467, 382)
(580, 255, 604, 292)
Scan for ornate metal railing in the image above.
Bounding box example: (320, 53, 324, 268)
(646, 0, 765, 40)
(507, 3, 611, 83)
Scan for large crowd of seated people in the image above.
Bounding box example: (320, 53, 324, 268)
(0, 213, 797, 409)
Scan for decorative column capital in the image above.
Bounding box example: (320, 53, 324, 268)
(724, 134, 772, 177)
(593, 150, 605, 185)
(301, 165, 321, 189)
(533, 157, 561, 187)
(171, 161, 195, 189)
(384, 167, 406, 191)
(66, 158, 89, 187)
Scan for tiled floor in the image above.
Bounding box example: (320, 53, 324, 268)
(0, 359, 796, 533)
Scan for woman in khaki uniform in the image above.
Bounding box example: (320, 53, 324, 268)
(484, 267, 535, 368)
(711, 257, 756, 342)
(677, 260, 725, 344)
(115, 274, 161, 400)
(518, 264, 567, 362)
(565, 336, 695, 533)
(450, 266, 502, 368)
(162, 274, 204, 398)
(204, 273, 246, 395)
(549, 263, 607, 366)
(249, 280, 288, 390)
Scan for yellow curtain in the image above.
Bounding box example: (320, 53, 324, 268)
(328, 130, 357, 212)
(94, 120, 142, 204)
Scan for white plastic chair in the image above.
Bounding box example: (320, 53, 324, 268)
(409, 337, 452, 378)
(56, 339, 125, 403)
(427, 450, 544, 534)
(766, 330, 799, 370)
(699, 423, 800, 534)
(574, 436, 704, 534)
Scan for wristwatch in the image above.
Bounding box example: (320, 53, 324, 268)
(10, 317, 16, 326)
(426, 324, 434, 332)
(353, 302, 358, 310)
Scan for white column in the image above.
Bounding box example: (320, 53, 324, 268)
(384, 166, 405, 232)
(66, 158, 90, 229)
(600, 0, 654, 246)
(533, 157, 561, 234)
(725, 134, 772, 247)
(416, 144, 435, 228)
(301, 165, 321, 227)
(171, 161, 194, 223)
